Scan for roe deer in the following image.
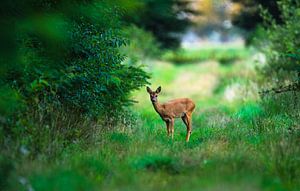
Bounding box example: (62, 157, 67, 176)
(146, 86, 196, 142)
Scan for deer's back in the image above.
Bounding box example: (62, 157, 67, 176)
(162, 98, 195, 118)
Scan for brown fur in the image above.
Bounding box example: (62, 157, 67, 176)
(147, 86, 196, 142)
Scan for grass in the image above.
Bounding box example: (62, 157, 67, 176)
(3, 46, 300, 191)
(14, 110, 300, 190)
(162, 46, 251, 65)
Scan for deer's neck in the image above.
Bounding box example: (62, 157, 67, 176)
(152, 101, 164, 115)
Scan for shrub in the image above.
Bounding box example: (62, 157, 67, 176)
(258, 0, 300, 87)
(0, 0, 149, 159)
(10, 1, 149, 117)
(121, 25, 161, 64)
(0, 156, 13, 190)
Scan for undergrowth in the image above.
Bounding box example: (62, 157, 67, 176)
(2, 92, 299, 191)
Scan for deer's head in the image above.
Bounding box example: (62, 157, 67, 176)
(146, 86, 161, 103)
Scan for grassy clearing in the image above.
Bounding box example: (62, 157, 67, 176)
(162, 46, 251, 65)
(4, 46, 300, 191)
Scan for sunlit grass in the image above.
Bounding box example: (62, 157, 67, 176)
(162, 46, 251, 64)
(25, 106, 300, 190)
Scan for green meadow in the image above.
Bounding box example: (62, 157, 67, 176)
(2, 1, 300, 191)
(8, 47, 300, 191)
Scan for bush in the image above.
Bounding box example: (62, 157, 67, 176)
(258, 0, 300, 86)
(121, 25, 161, 65)
(4, 1, 149, 117)
(0, 0, 149, 159)
(0, 156, 13, 190)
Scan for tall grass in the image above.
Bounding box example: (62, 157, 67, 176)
(3, 47, 300, 191)
(12, 98, 299, 190)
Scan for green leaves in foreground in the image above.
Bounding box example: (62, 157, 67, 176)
(31, 170, 94, 191)
(0, 0, 150, 118)
(0, 86, 23, 116)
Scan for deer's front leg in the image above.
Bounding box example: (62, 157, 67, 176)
(165, 121, 170, 137)
(170, 118, 174, 140)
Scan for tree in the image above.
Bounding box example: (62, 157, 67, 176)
(258, 0, 300, 94)
(0, 0, 149, 119)
(0, 0, 150, 160)
(232, 0, 281, 30)
(191, 0, 241, 37)
(231, 0, 282, 43)
(120, 0, 196, 48)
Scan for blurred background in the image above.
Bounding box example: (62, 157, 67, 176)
(1, 0, 300, 190)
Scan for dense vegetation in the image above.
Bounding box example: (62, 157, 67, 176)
(232, 0, 281, 31)
(0, 0, 150, 171)
(259, 0, 300, 87)
(0, 0, 300, 191)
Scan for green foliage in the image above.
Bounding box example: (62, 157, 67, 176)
(3, 45, 300, 191)
(0, 86, 23, 116)
(2, 2, 300, 190)
(0, 0, 149, 163)
(121, 25, 161, 64)
(11, 101, 299, 191)
(232, 0, 281, 44)
(259, 0, 300, 85)
(232, 0, 281, 30)
(0, 0, 149, 117)
(0, 156, 13, 190)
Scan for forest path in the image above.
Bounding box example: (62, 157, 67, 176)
(134, 59, 224, 108)
(167, 61, 220, 99)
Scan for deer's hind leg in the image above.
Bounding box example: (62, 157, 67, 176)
(182, 113, 192, 142)
(181, 114, 188, 127)
(186, 113, 192, 142)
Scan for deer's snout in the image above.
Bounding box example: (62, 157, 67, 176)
(150, 95, 157, 102)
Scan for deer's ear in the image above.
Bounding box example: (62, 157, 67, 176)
(156, 86, 161, 93)
(146, 86, 152, 93)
